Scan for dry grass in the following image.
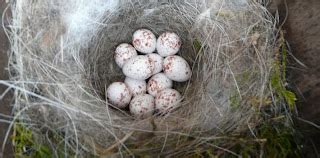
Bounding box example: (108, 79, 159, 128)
(0, 0, 297, 157)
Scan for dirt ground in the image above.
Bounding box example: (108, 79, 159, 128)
(0, 0, 319, 157)
(0, 0, 13, 157)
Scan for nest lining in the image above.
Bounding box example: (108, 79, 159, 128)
(6, 0, 278, 156)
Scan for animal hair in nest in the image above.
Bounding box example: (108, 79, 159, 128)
(6, 0, 278, 156)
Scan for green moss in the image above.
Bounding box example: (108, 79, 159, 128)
(229, 94, 241, 108)
(271, 32, 297, 110)
(258, 121, 301, 157)
(12, 122, 79, 158)
(193, 39, 202, 54)
(12, 124, 52, 158)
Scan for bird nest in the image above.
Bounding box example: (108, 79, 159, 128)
(4, 0, 294, 157)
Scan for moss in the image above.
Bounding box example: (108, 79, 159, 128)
(229, 94, 241, 108)
(271, 31, 297, 110)
(193, 39, 203, 54)
(258, 120, 301, 157)
(12, 123, 52, 158)
(231, 30, 301, 157)
(12, 122, 79, 158)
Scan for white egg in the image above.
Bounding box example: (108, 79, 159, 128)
(155, 89, 181, 114)
(147, 73, 173, 96)
(129, 94, 155, 118)
(114, 43, 138, 68)
(123, 55, 155, 80)
(163, 55, 192, 82)
(132, 29, 157, 54)
(125, 77, 147, 96)
(146, 53, 163, 74)
(107, 82, 132, 108)
(156, 32, 182, 57)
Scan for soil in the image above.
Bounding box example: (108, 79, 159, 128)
(0, 0, 14, 157)
(0, 0, 319, 157)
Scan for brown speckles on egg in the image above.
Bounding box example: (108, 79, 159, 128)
(148, 79, 158, 91)
(115, 43, 138, 68)
(119, 93, 125, 102)
(146, 53, 163, 74)
(163, 61, 172, 72)
(156, 32, 182, 57)
(147, 73, 173, 96)
(132, 29, 156, 54)
(124, 77, 146, 96)
(168, 56, 175, 61)
(123, 55, 154, 80)
(155, 89, 182, 114)
(163, 55, 192, 82)
(133, 39, 141, 46)
(143, 30, 151, 37)
(129, 94, 155, 119)
(107, 82, 132, 108)
(148, 57, 152, 64)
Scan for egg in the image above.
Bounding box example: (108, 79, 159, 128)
(163, 55, 192, 82)
(114, 43, 138, 68)
(106, 82, 132, 108)
(147, 73, 173, 96)
(146, 53, 163, 74)
(156, 32, 182, 57)
(123, 55, 155, 80)
(155, 89, 182, 114)
(129, 94, 155, 118)
(125, 77, 147, 96)
(132, 29, 157, 54)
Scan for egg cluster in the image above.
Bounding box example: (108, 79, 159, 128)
(107, 29, 191, 118)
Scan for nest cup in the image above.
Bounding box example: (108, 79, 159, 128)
(8, 0, 276, 156)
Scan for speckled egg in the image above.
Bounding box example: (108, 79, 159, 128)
(147, 73, 173, 96)
(156, 32, 182, 57)
(107, 82, 132, 108)
(155, 89, 182, 114)
(129, 94, 155, 118)
(163, 55, 192, 82)
(114, 43, 138, 68)
(123, 55, 155, 80)
(125, 77, 147, 96)
(146, 53, 163, 74)
(132, 29, 157, 54)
